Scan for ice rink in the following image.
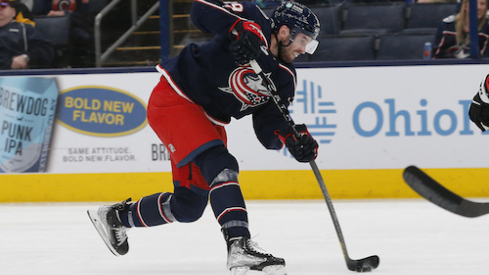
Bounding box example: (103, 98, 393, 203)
(1, 199, 489, 275)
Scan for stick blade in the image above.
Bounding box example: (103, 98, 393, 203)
(402, 166, 487, 218)
(347, 255, 380, 273)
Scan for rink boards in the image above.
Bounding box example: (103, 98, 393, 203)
(2, 64, 489, 202)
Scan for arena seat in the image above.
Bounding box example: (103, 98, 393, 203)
(310, 35, 379, 61)
(376, 33, 436, 60)
(35, 15, 70, 46)
(404, 3, 458, 33)
(34, 15, 71, 66)
(312, 4, 342, 37)
(339, 3, 406, 35)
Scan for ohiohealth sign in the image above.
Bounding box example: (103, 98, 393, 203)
(265, 65, 489, 170)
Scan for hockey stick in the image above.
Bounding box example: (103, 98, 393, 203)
(403, 165, 489, 218)
(250, 60, 380, 272)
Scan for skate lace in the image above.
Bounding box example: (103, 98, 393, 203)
(112, 198, 131, 245)
(111, 203, 129, 246)
(246, 238, 272, 257)
(114, 227, 128, 245)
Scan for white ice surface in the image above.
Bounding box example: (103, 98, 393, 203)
(1, 199, 489, 275)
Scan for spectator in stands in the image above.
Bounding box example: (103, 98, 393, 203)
(432, 0, 489, 58)
(32, 0, 94, 67)
(10, 0, 35, 25)
(0, 0, 55, 69)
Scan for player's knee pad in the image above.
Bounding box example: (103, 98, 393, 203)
(192, 145, 239, 186)
(171, 187, 208, 223)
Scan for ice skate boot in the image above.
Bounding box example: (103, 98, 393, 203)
(87, 198, 131, 256)
(226, 236, 287, 275)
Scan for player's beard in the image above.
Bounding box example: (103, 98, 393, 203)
(278, 40, 295, 63)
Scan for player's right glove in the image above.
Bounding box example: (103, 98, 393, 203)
(276, 124, 319, 163)
(229, 20, 264, 65)
(469, 74, 489, 132)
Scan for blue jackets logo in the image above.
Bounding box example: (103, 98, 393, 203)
(219, 67, 270, 111)
(57, 86, 147, 137)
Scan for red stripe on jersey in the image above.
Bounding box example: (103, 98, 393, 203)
(156, 65, 195, 104)
(204, 112, 229, 126)
(136, 199, 148, 227)
(157, 193, 173, 224)
(216, 207, 247, 222)
(210, 181, 239, 194)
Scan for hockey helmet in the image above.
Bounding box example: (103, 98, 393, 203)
(271, 1, 320, 54)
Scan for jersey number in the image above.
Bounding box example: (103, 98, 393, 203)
(223, 2, 244, 13)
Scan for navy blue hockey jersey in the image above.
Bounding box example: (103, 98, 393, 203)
(156, 0, 297, 150)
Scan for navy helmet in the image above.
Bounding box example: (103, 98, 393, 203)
(271, 1, 320, 54)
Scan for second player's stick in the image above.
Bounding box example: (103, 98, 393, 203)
(403, 165, 489, 218)
(250, 60, 380, 272)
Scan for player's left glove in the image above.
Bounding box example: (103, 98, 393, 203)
(229, 20, 264, 65)
(469, 74, 489, 132)
(276, 124, 318, 163)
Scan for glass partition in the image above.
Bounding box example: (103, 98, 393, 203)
(1, 0, 487, 72)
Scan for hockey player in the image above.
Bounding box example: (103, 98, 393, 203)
(88, 1, 320, 274)
(469, 74, 489, 131)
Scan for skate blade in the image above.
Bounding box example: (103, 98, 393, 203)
(230, 266, 249, 275)
(262, 265, 287, 275)
(230, 266, 287, 275)
(87, 209, 122, 257)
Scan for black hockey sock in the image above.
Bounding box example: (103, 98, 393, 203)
(193, 145, 249, 238)
(119, 192, 175, 227)
(209, 171, 250, 239)
(119, 188, 209, 227)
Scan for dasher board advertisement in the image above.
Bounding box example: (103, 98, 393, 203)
(2, 64, 489, 174)
(0, 77, 58, 173)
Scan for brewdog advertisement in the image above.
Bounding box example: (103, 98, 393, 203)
(0, 77, 58, 173)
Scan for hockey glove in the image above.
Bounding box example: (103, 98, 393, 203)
(229, 20, 264, 65)
(469, 74, 489, 131)
(277, 124, 319, 163)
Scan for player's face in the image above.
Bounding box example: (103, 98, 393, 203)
(280, 32, 312, 63)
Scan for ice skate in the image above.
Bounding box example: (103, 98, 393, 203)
(226, 236, 287, 275)
(87, 198, 131, 256)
